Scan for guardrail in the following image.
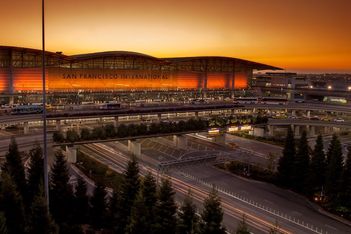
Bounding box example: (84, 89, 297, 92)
(158, 154, 217, 168)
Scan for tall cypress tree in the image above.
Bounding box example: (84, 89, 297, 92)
(198, 188, 226, 234)
(0, 212, 7, 234)
(73, 177, 89, 224)
(118, 157, 140, 233)
(90, 183, 107, 229)
(127, 193, 148, 234)
(127, 172, 157, 234)
(0, 172, 26, 234)
(277, 127, 295, 187)
(108, 190, 122, 232)
(177, 191, 198, 234)
(28, 185, 58, 234)
(325, 134, 344, 204)
(293, 131, 310, 193)
(308, 135, 326, 195)
(27, 144, 44, 204)
(340, 147, 351, 209)
(49, 150, 74, 225)
(3, 138, 27, 205)
(153, 178, 177, 234)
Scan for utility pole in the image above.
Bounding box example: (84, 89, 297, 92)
(42, 0, 49, 207)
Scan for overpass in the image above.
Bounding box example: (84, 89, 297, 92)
(0, 102, 350, 134)
(267, 119, 351, 137)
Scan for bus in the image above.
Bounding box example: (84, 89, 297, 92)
(99, 103, 121, 110)
(261, 97, 288, 105)
(11, 105, 43, 115)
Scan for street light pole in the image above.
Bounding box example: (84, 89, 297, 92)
(42, 0, 49, 207)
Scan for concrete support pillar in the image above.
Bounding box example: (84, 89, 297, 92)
(324, 126, 332, 135)
(195, 111, 199, 118)
(128, 140, 141, 157)
(55, 120, 61, 131)
(252, 108, 257, 113)
(307, 125, 316, 137)
(157, 113, 162, 122)
(113, 116, 119, 128)
(173, 135, 188, 148)
(66, 146, 77, 163)
(267, 125, 274, 137)
(23, 121, 29, 134)
(294, 125, 300, 137)
(307, 110, 311, 118)
(292, 110, 296, 116)
(9, 96, 14, 105)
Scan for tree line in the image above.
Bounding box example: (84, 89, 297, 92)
(0, 138, 229, 234)
(277, 129, 351, 218)
(53, 118, 208, 143)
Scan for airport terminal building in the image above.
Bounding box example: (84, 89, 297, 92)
(0, 46, 280, 104)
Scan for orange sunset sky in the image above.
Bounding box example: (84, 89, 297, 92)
(1, 0, 350, 73)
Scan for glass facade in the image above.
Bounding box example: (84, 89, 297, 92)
(0, 46, 279, 94)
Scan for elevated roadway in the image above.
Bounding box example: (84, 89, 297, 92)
(0, 102, 350, 127)
(268, 119, 351, 129)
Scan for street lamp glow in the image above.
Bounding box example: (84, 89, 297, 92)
(309, 85, 313, 89)
(327, 85, 332, 90)
(348, 86, 351, 91)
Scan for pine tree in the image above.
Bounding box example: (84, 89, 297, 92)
(0, 172, 26, 234)
(325, 134, 344, 204)
(340, 147, 351, 209)
(73, 177, 89, 224)
(153, 178, 177, 234)
(308, 135, 326, 194)
(118, 157, 140, 233)
(177, 191, 198, 234)
(198, 188, 226, 234)
(293, 131, 310, 193)
(2, 138, 27, 205)
(126, 193, 148, 234)
(28, 185, 58, 234)
(236, 215, 250, 234)
(108, 190, 122, 232)
(0, 212, 7, 234)
(277, 127, 295, 187)
(49, 150, 74, 225)
(127, 172, 157, 234)
(27, 144, 44, 204)
(90, 183, 107, 229)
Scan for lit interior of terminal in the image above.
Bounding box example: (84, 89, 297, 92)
(0, 46, 280, 94)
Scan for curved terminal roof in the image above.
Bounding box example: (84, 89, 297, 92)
(0, 46, 68, 59)
(70, 51, 164, 62)
(0, 46, 282, 70)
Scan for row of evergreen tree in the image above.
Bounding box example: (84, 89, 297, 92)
(53, 118, 208, 143)
(277, 129, 351, 215)
(0, 138, 229, 234)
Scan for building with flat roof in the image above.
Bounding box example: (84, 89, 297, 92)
(0, 46, 280, 95)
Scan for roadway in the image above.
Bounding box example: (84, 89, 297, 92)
(268, 119, 351, 129)
(76, 140, 351, 234)
(1, 102, 351, 127)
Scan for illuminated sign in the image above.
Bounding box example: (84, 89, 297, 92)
(62, 73, 169, 80)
